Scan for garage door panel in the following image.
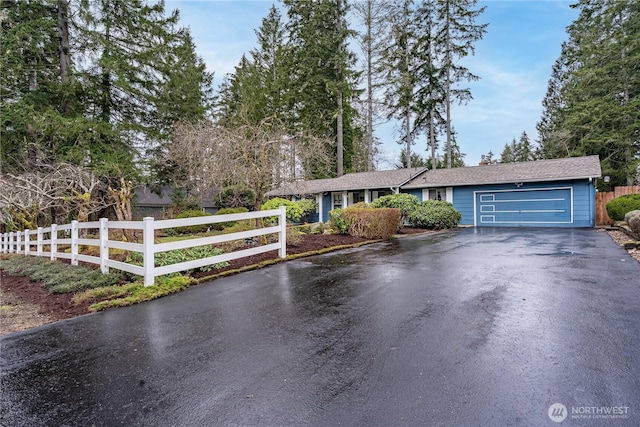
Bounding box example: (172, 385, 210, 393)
(476, 188, 572, 225)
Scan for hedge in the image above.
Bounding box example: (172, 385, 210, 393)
(331, 208, 401, 239)
(406, 200, 462, 229)
(606, 194, 640, 221)
(261, 197, 304, 223)
(175, 210, 212, 234)
(212, 207, 249, 230)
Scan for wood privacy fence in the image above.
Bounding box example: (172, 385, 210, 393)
(1, 207, 287, 286)
(596, 186, 640, 225)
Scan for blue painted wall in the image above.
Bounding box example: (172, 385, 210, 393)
(448, 180, 596, 227)
(404, 189, 422, 200)
(322, 193, 332, 223)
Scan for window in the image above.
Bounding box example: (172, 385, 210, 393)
(332, 193, 343, 209)
(351, 191, 365, 204)
(428, 188, 446, 201)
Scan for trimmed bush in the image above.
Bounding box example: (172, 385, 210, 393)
(212, 207, 249, 230)
(175, 209, 212, 234)
(296, 199, 318, 218)
(606, 194, 640, 221)
(341, 208, 402, 239)
(261, 198, 304, 223)
(214, 185, 256, 210)
(406, 200, 462, 229)
(370, 193, 419, 230)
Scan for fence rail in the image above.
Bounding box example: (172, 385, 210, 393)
(1, 207, 287, 286)
(596, 186, 640, 225)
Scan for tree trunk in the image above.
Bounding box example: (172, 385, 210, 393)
(57, 0, 72, 116)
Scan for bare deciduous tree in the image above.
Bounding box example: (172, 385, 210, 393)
(0, 163, 111, 230)
(170, 116, 332, 211)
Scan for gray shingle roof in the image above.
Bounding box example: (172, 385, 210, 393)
(267, 156, 602, 196)
(267, 168, 426, 196)
(402, 155, 601, 188)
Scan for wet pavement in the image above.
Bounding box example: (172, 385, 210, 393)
(1, 228, 639, 426)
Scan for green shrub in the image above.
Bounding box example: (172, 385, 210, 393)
(296, 198, 318, 218)
(329, 209, 351, 234)
(606, 194, 640, 221)
(125, 246, 229, 273)
(370, 193, 419, 229)
(406, 200, 462, 229)
(214, 185, 256, 210)
(175, 210, 212, 234)
(0, 255, 123, 294)
(261, 198, 303, 223)
(341, 208, 401, 239)
(212, 207, 249, 230)
(88, 276, 195, 312)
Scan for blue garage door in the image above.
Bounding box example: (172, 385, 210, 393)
(475, 188, 572, 226)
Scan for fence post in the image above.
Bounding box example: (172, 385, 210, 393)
(24, 229, 30, 256)
(279, 205, 286, 258)
(1, 233, 5, 253)
(9, 232, 14, 253)
(16, 231, 22, 254)
(71, 220, 79, 266)
(37, 227, 43, 256)
(143, 217, 155, 287)
(51, 224, 58, 261)
(100, 218, 109, 274)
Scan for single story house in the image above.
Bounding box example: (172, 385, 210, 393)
(133, 186, 217, 219)
(267, 155, 602, 227)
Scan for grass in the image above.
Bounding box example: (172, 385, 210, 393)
(0, 232, 388, 315)
(0, 255, 124, 293)
(82, 276, 195, 312)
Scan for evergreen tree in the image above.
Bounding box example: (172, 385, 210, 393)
(413, 0, 446, 170)
(500, 140, 514, 163)
(379, 0, 417, 168)
(1, 0, 72, 172)
(433, 0, 487, 168)
(73, 0, 183, 178)
(283, 0, 361, 178)
(352, 0, 388, 170)
(216, 5, 287, 128)
(538, 0, 639, 186)
(395, 151, 428, 169)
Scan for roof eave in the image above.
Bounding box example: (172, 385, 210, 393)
(401, 174, 602, 189)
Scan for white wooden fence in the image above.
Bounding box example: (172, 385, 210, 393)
(1, 207, 287, 286)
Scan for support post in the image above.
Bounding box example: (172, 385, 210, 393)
(37, 227, 43, 256)
(51, 224, 58, 261)
(71, 220, 79, 266)
(278, 206, 286, 258)
(143, 217, 155, 287)
(100, 218, 109, 274)
(24, 229, 30, 256)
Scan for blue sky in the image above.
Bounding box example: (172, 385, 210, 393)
(166, 0, 579, 169)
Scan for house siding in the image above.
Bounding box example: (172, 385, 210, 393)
(404, 189, 422, 200)
(450, 179, 596, 227)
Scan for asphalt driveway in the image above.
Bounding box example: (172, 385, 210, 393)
(1, 228, 639, 426)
